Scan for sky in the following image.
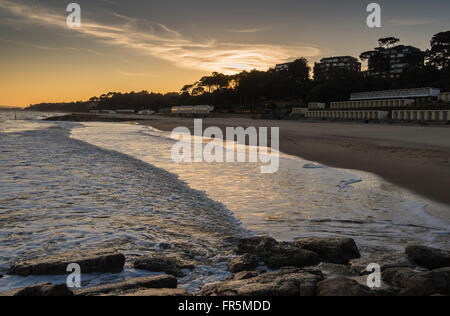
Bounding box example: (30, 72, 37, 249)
(0, 0, 449, 107)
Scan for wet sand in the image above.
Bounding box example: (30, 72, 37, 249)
(141, 116, 450, 207)
(47, 114, 450, 206)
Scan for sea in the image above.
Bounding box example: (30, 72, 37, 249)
(0, 109, 449, 292)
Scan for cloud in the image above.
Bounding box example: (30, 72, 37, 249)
(117, 70, 154, 77)
(389, 18, 436, 26)
(0, 0, 320, 74)
(229, 27, 270, 33)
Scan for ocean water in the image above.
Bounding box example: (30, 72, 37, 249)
(71, 122, 450, 251)
(0, 111, 449, 292)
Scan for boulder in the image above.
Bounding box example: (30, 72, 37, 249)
(382, 267, 450, 296)
(349, 252, 414, 275)
(133, 255, 188, 277)
(199, 267, 323, 296)
(314, 262, 356, 278)
(294, 237, 360, 264)
(316, 277, 377, 296)
(75, 274, 177, 296)
(236, 236, 320, 269)
(8, 249, 125, 276)
(1, 283, 73, 297)
(405, 245, 450, 269)
(227, 254, 259, 273)
(226, 271, 265, 281)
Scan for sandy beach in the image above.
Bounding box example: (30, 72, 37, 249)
(47, 113, 450, 206)
(141, 116, 450, 207)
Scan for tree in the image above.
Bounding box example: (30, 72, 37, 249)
(287, 58, 310, 83)
(191, 86, 205, 96)
(427, 31, 450, 69)
(378, 37, 400, 49)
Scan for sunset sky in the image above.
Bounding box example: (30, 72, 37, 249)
(0, 0, 449, 107)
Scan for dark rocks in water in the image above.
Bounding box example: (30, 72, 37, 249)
(405, 245, 450, 270)
(75, 275, 177, 296)
(349, 252, 414, 275)
(123, 288, 190, 296)
(7, 249, 125, 276)
(383, 267, 450, 296)
(228, 254, 259, 273)
(235, 236, 279, 255)
(313, 262, 356, 278)
(226, 271, 265, 281)
(235, 236, 320, 269)
(316, 277, 377, 296)
(199, 267, 323, 296)
(294, 237, 360, 264)
(133, 255, 191, 277)
(1, 284, 73, 297)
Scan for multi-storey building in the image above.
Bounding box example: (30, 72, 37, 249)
(275, 63, 291, 72)
(313, 56, 361, 81)
(366, 46, 424, 79)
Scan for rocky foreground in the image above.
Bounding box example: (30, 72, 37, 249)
(1, 236, 449, 296)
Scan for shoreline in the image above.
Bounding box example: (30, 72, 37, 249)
(46, 113, 450, 207)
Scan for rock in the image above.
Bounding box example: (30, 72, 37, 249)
(314, 262, 356, 278)
(383, 267, 450, 296)
(8, 249, 125, 276)
(294, 237, 360, 264)
(75, 275, 177, 296)
(226, 271, 265, 281)
(199, 267, 323, 296)
(1, 283, 73, 296)
(349, 252, 414, 275)
(228, 254, 259, 273)
(133, 255, 188, 277)
(405, 245, 450, 269)
(236, 236, 320, 269)
(235, 236, 279, 255)
(316, 277, 377, 296)
(123, 288, 190, 296)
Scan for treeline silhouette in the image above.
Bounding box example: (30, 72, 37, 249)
(28, 31, 450, 114)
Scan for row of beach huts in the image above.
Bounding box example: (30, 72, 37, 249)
(89, 106, 214, 117)
(170, 105, 215, 116)
(293, 88, 450, 122)
(304, 110, 450, 121)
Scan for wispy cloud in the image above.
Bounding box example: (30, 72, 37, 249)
(229, 27, 270, 33)
(389, 18, 436, 26)
(117, 70, 154, 77)
(0, 0, 320, 74)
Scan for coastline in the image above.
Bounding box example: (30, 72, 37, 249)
(47, 114, 450, 207)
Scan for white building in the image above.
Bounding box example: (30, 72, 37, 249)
(350, 87, 441, 101)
